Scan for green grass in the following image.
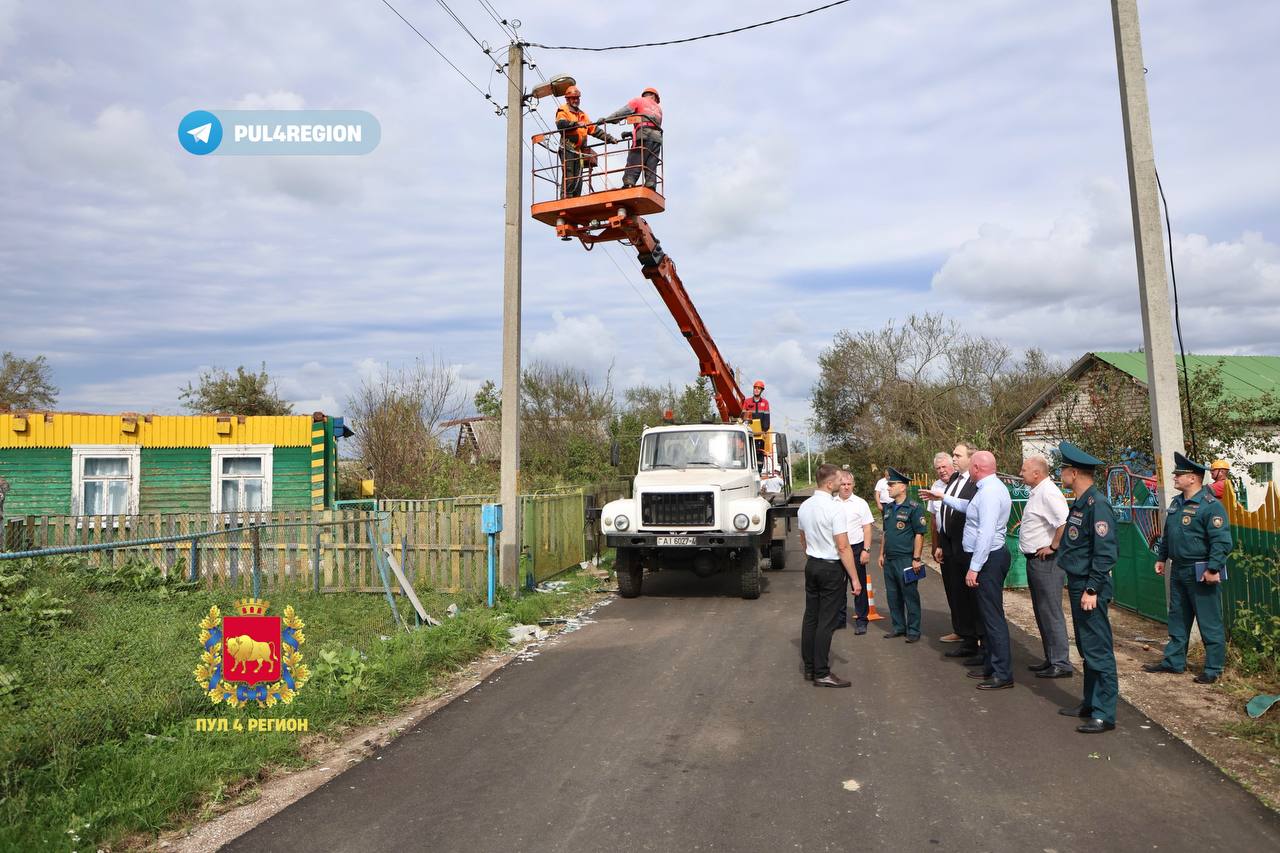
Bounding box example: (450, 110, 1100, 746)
(0, 555, 605, 851)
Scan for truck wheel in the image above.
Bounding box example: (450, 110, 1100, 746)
(616, 549, 643, 598)
(739, 549, 761, 600)
(769, 541, 787, 571)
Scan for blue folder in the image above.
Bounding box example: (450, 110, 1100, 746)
(903, 565, 927, 584)
(1195, 561, 1227, 582)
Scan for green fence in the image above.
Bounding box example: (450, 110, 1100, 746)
(1110, 485, 1280, 632)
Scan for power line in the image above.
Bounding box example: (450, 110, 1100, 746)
(1155, 167, 1198, 458)
(599, 245, 685, 346)
(475, 0, 519, 41)
(525, 0, 854, 51)
(434, 0, 490, 53)
(380, 0, 500, 112)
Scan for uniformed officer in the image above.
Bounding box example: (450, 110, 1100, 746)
(877, 467, 929, 643)
(1054, 442, 1119, 734)
(1141, 452, 1233, 684)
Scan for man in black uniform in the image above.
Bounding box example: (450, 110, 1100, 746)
(1054, 442, 1119, 734)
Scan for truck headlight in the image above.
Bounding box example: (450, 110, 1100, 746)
(733, 513, 750, 531)
(614, 514, 630, 531)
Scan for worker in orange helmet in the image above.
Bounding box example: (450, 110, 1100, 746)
(601, 86, 663, 190)
(743, 380, 771, 432)
(1207, 459, 1231, 499)
(555, 85, 619, 198)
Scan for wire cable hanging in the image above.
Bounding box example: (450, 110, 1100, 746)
(525, 0, 854, 51)
(1155, 167, 1199, 458)
(380, 0, 502, 113)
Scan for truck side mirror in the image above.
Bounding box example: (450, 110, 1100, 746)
(610, 439, 621, 467)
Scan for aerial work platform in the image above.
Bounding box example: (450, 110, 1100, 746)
(530, 126, 665, 244)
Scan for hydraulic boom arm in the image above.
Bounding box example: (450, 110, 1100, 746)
(616, 213, 746, 423)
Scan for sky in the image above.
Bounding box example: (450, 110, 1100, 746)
(3, 0, 1279, 443)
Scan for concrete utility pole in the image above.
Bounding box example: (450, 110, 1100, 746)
(1111, 0, 1184, 503)
(499, 41, 524, 587)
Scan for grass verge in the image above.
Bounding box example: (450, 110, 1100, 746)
(0, 555, 606, 851)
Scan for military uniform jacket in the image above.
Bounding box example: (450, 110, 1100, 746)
(883, 499, 929, 556)
(1056, 485, 1117, 590)
(1157, 486, 1232, 570)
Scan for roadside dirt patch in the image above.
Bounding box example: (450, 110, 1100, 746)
(1000, 585, 1280, 811)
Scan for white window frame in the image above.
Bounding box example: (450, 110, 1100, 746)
(71, 445, 141, 517)
(210, 445, 274, 513)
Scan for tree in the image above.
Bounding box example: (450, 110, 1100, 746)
(473, 379, 501, 419)
(0, 352, 58, 411)
(180, 364, 293, 415)
(520, 363, 615, 483)
(810, 314, 1061, 477)
(345, 358, 465, 498)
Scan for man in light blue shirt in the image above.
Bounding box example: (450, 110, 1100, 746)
(923, 450, 1013, 688)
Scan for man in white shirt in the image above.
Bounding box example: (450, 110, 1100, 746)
(798, 463, 862, 688)
(760, 470, 785, 503)
(873, 471, 892, 521)
(1018, 454, 1073, 678)
(835, 470, 875, 634)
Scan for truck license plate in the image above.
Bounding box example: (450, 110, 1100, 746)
(656, 536, 695, 546)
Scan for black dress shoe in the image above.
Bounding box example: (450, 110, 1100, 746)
(1036, 666, 1074, 679)
(945, 646, 978, 658)
(1076, 718, 1116, 734)
(1027, 660, 1052, 672)
(883, 630, 906, 639)
(977, 678, 1014, 690)
(1141, 662, 1182, 674)
(963, 655, 985, 667)
(1193, 672, 1219, 684)
(905, 635, 921, 644)
(853, 624, 867, 635)
(966, 669, 992, 679)
(1058, 703, 1091, 718)
(813, 674, 851, 688)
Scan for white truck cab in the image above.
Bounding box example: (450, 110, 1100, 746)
(603, 422, 796, 599)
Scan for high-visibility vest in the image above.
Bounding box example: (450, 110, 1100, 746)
(555, 104, 595, 149)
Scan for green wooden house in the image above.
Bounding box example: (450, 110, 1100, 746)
(0, 412, 347, 516)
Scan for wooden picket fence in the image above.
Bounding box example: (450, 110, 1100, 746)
(2, 491, 589, 593)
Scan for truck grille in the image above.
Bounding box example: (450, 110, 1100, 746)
(641, 492, 715, 527)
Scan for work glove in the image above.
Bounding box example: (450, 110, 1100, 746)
(606, 134, 621, 144)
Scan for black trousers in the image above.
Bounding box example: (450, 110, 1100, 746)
(943, 545, 983, 646)
(835, 543, 867, 627)
(560, 148, 586, 197)
(801, 557, 845, 677)
(975, 548, 1012, 681)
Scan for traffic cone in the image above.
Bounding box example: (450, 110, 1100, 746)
(864, 578, 885, 621)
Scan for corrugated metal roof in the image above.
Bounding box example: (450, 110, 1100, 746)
(0, 413, 314, 448)
(1093, 352, 1280, 399)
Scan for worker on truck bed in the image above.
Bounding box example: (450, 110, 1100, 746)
(601, 86, 662, 190)
(743, 380, 771, 432)
(555, 86, 619, 198)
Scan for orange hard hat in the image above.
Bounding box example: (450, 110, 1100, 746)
(1210, 459, 1231, 471)
(753, 380, 765, 390)
(565, 85, 581, 99)
(641, 86, 660, 102)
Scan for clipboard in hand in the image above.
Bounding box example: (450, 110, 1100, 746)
(1195, 561, 1227, 582)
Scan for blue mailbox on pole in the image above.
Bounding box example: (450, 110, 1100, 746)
(482, 503, 502, 607)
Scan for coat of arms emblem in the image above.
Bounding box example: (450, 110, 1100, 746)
(195, 598, 310, 708)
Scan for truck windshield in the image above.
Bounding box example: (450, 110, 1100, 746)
(639, 430, 749, 471)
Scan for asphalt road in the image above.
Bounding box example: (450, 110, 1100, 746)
(226, 528, 1280, 852)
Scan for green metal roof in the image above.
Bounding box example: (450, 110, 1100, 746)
(1094, 352, 1280, 400)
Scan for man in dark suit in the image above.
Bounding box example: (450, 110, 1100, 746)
(934, 442, 982, 662)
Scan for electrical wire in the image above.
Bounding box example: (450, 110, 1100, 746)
(525, 0, 854, 51)
(475, 0, 519, 41)
(434, 0, 491, 53)
(380, 0, 501, 112)
(600, 245, 686, 346)
(1155, 167, 1198, 458)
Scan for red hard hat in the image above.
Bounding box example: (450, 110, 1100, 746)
(565, 85, 581, 99)
(641, 86, 660, 103)
(753, 380, 765, 389)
